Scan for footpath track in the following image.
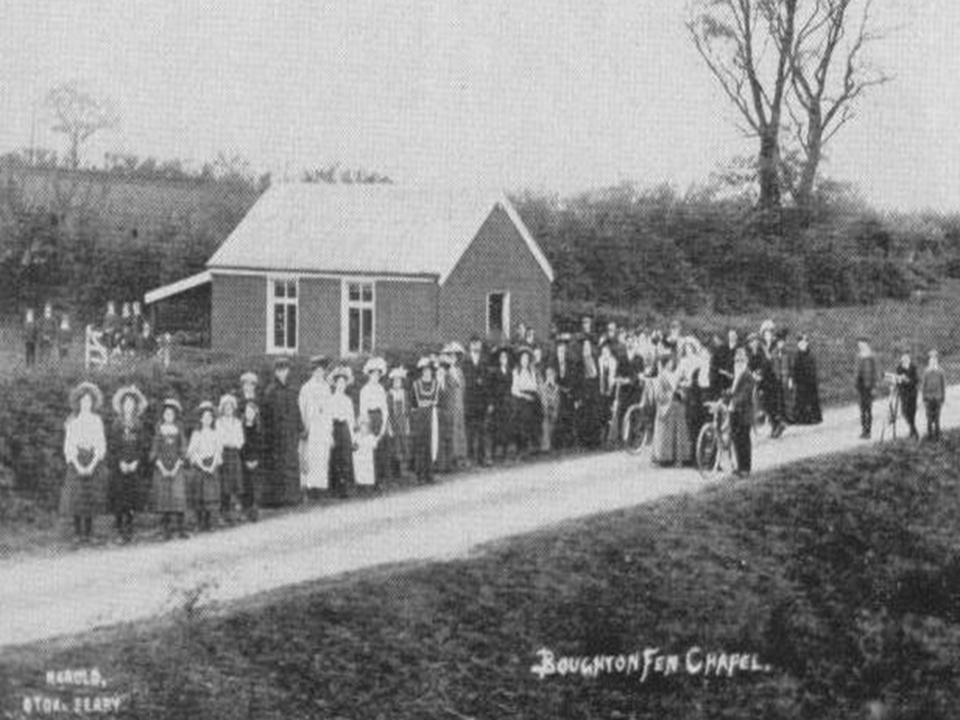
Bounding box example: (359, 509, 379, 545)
(3, 387, 959, 648)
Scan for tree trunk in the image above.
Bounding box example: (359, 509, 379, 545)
(757, 128, 782, 210)
(795, 125, 823, 218)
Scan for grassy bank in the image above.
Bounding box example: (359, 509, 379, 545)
(3, 435, 960, 719)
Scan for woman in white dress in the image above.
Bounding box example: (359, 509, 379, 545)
(60, 382, 108, 543)
(298, 355, 332, 497)
(359, 357, 389, 487)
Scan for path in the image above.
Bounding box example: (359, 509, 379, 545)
(2, 386, 958, 648)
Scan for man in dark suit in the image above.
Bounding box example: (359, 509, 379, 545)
(550, 334, 580, 449)
(462, 336, 491, 466)
(710, 328, 738, 399)
(728, 347, 756, 476)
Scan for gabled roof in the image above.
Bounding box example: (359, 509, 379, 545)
(206, 183, 554, 284)
(144, 270, 211, 305)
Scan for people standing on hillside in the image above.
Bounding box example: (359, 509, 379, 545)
(187, 401, 223, 531)
(108, 385, 149, 543)
(240, 400, 266, 521)
(39, 302, 58, 365)
(895, 350, 920, 441)
(922, 349, 947, 441)
(60, 382, 108, 544)
(411, 358, 440, 483)
(58, 313, 73, 361)
(462, 337, 490, 467)
(120, 302, 136, 352)
(131, 301, 146, 336)
(151, 398, 188, 539)
(729, 347, 756, 477)
(327, 366, 357, 498)
(262, 357, 303, 506)
(298, 356, 332, 498)
(386, 367, 412, 479)
(359, 356, 390, 486)
(102, 301, 120, 351)
(23, 307, 37, 367)
(216, 394, 245, 522)
(791, 334, 822, 425)
(854, 337, 877, 439)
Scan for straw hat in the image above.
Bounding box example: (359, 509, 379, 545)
(329, 365, 354, 385)
(416, 356, 435, 370)
(363, 356, 387, 376)
(197, 400, 215, 415)
(442, 341, 466, 355)
(760, 319, 775, 334)
(388, 366, 408, 380)
(69, 382, 104, 413)
(239, 371, 259, 386)
(161, 397, 182, 414)
(310, 355, 331, 371)
(273, 356, 291, 370)
(111, 384, 148, 417)
(218, 394, 239, 415)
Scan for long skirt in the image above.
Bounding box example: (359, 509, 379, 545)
(389, 426, 410, 476)
(652, 401, 691, 465)
(59, 462, 108, 517)
(328, 420, 355, 491)
(512, 396, 542, 452)
(410, 406, 437, 479)
(221, 447, 242, 500)
(301, 419, 331, 490)
(578, 382, 603, 448)
(188, 468, 221, 512)
(152, 468, 187, 513)
(368, 409, 389, 484)
(490, 400, 511, 453)
(241, 462, 263, 509)
(108, 467, 141, 515)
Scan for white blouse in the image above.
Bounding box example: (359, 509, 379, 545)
(512, 368, 539, 397)
(63, 412, 106, 464)
(359, 381, 388, 417)
(188, 427, 223, 468)
(328, 392, 356, 424)
(215, 416, 245, 450)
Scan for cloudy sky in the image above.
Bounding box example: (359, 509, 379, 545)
(1, 0, 957, 210)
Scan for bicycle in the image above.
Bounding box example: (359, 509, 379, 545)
(878, 372, 901, 443)
(696, 398, 738, 480)
(621, 377, 655, 455)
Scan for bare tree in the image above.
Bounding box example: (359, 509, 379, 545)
(687, 0, 798, 211)
(45, 81, 119, 170)
(784, 0, 890, 212)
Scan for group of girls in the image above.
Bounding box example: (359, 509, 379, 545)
(59, 381, 266, 543)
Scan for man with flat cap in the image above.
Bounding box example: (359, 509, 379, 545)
(262, 356, 303, 505)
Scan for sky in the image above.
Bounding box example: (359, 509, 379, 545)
(1, 0, 957, 211)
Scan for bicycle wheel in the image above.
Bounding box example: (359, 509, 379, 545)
(696, 424, 720, 479)
(622, 404, 650, 455)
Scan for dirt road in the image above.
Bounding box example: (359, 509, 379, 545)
(3, 387, 958, 648)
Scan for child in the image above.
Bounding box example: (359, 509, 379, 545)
(386, 366, 411, 479)
(240, 400, 265, 521)
(187, 401, 223, 531)
(353, 417, 378, 492)
(216, 394, 245, 522)
(151, 399, 188, 539)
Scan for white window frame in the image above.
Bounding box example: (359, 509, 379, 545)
(340, 278, 376, 356)
(486, 290, 510, 338)
(266, 274, 299, 354)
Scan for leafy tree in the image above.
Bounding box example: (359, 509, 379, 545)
(44, 80, 119, 169)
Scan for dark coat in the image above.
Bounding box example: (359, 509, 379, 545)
(792, 349, 822, 424)
(729, 370, 756, 429)
(262, 377, 303, 505)
(462, 353, 490, 420)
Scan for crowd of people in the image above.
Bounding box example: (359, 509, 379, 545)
(56, 315, 823, 544)
(55, 314, 950, 544)
(21, 300, 157, 368)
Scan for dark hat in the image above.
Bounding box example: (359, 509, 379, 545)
(310, 355, 330, 370)
(274, 356, 291, 370)
(161, 397, 183, 414)
(555, 332, 572, 344)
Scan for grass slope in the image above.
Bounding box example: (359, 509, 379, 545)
(3, 436, 960, 719)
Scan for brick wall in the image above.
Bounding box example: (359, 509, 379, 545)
(299, 277, 341, 356)
(211, 273, 266, 356)
(439, 205, 551, 344)
(376, 280, 440, 352)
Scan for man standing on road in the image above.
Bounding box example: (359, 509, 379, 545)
(729, 347, 755, 477)
(855, 336, 877, 439)
(922, 349, 946, 441)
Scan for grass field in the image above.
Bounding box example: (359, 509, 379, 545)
(3, 434, 959, 719)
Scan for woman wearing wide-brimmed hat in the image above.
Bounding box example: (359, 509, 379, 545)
(411, 357, 440, 483)
(510, 346, 542, 458)
(441, 343, 468, 466)
(60, 381, 108, 543)
(359, 356, 389, 487)
(488, 346, 513, 461)
(327, 366, 357, 497)
(216, 394, 245, 522)
(150, 398, 188, 539)
(187, 400, 223, 531)
(385, 366, 411, 479)
(108, 384, 149, 543)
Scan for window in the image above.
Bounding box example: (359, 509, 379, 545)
(343, 280, 374, 354)
(268, 277, 298, 353)
(486, 291, 510, 337)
